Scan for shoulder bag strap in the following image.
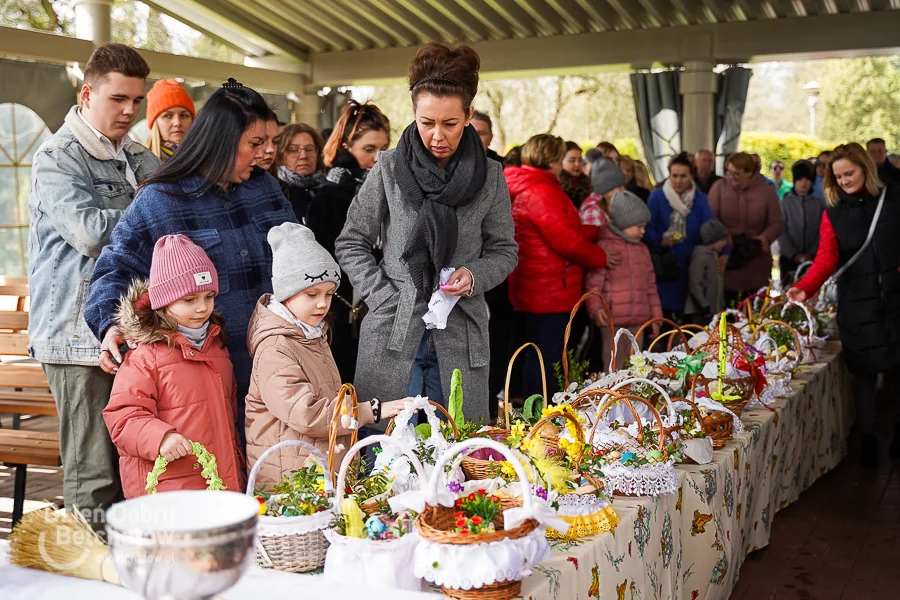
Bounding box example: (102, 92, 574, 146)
(831, 185, 888, 282)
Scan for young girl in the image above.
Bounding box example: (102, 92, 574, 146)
(103, 235, 244, 498)
(244, 223, 407, 490)
(583, 191, 663, 370)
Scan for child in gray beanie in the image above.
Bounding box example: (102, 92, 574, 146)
(579, 158, 628, 240)
(243, 222, 407, 487)
(583, 190, 662, 370)
(685, 219, 729, 323)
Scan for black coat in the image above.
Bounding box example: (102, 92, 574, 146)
(827, 183, 900, 374)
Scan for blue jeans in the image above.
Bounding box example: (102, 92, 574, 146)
(407, 331, 444, 405)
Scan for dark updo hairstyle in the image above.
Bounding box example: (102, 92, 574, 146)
(504, 146, 523, 167)
(408, 42, 480, 113)
(565, 141, 581, 154)
(142, 78, 270, 196)
(668, 151, 693, 172)
(322, 99, 390, 168)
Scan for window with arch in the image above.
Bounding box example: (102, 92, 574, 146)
(0, 103, 50, 276)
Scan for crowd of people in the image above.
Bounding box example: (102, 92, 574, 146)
(24, 41, 900, 531)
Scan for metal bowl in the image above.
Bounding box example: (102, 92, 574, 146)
(106, 491, 259, 600)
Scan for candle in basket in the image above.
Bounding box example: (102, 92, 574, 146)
(718, 312, 727, 393)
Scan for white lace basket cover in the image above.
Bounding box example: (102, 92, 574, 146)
(400, 439, 566, 591)
(373, 396, 456, 494)
(324, 434, 426, 592)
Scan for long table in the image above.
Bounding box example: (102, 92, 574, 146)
(0, 342, 852, 600)
(518, 340, 852, 600)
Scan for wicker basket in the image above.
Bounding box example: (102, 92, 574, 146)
(245, 439, 335, 573)
(385, 399, 459, 437)
(583, 392, 676, 497)
(562, 291, 615, 386)
(633, 317, 692, 353)
(746, 319, 804, 371)
(689, 324, 759, 416)
(417, 439, 550, 600)
(461, 342, 545, 481)
(323, 434, 426, 591)
(701, 410, 734, 449)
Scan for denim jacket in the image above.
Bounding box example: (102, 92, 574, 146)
(28, 106, 160, 365)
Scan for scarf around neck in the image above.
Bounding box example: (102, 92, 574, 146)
(268, 298, 324, 339)
(278, 165, 323, 189)
(176, 322, 210, 350)
(393, 122, 487, 294)
(608, 224, 643, 244)
(662, 178, 696, 239)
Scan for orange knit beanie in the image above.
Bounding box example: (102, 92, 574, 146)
(146, 79, 195, 129)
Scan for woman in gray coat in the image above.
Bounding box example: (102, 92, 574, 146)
(336, 42, 517, 424)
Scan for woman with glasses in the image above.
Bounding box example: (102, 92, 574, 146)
(271, 123, 330, 223)
(770, 160, 793, 200)
(709, 152, 784, 306)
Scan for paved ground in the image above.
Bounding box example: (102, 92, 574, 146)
(3, 415, 899, 599)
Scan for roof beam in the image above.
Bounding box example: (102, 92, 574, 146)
(511, 0, 564, 35)
(424, 0, 489, 42)
(574, 0, 614, 31)
(333, 0, 416, 46)
(0, 26, 306, 93)
(454, 0, 513, 39)
(673, 0, 712, 24)
(395, 0, 464, 42)
(141, 0, 260, 56)
(369, 0, 443, 44)
(605, 0, 642, 29)
(544, 0, 589, 34)
(311, 10, 900, 84)
(483, 0, 536, 37)
(638, 0, 673, 26)
(282, 0, 369, 50)
(304, 0, 392, 48)
(248, 0, 343, 52)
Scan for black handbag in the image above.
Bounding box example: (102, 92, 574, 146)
(651, 247, 680, 282)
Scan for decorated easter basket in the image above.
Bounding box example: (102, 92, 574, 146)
(763, 299, 827, 361)
(745, 318, 804, 373)
(583, 392, 679, 497)
(246, 439, 335, 573)
(380, 397, 459, 494)
(634, 317, 693, 353)
(523, 411, 620, 540)
(460, 342, 546, 481)
(415, 439, 559, 600)
(669, 400, 715, 464)
(690, 322, 759, 416)
(323, 435, 426, 592)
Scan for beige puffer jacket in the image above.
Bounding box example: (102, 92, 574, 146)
(244, 295, 373, 491)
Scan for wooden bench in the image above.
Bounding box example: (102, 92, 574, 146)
(0, 278, 61, 526)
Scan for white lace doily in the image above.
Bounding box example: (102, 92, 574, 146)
(601, 461, 679, 496)
(413, 528, 551, 589)
(257, 505, 334, 537)
(555, 493, 610, 517)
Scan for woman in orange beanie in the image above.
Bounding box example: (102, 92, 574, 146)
(145, 79, 195, 162)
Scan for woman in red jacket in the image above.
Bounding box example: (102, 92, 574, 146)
(507, 134, 619, 398)
(788, 143, 900, 468)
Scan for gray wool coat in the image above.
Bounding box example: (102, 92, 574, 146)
(335, 149, 518, 425)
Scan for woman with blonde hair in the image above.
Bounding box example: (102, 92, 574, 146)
(506, 133, 614, 397)
(789, 143, 900, 467)
(617, 155, 650, 202)
(144, 79, 195, 162)
(633, 159, 653, 190)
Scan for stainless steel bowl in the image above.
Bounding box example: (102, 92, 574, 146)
(106, 491, 259, 600)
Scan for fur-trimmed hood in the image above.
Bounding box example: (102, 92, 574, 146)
(115, 279, 224, 346)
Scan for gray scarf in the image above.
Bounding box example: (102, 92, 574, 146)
(278, 165, 323, 189)
(393, 122, 487, 294)
(608, 224, 642, 244)
(176, 322, 210, 350)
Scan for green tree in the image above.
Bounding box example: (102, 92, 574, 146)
(0, 0, 72, 34)
(819, 57, 900, 149)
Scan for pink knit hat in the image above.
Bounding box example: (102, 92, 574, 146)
(148, 234, 219, 310)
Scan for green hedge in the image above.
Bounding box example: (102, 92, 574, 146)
(738, 132, 839, 180)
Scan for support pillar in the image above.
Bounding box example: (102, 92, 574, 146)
(74, 0, 112, 47)
(294, 90, 323, 128)
(680, 60, 717, 154)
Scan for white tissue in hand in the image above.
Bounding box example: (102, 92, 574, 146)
(422, 267, 461, 330)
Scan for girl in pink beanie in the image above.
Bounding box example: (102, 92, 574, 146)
(103, 234, 244, 498)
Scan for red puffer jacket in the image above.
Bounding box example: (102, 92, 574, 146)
(506, 165, 607, 314)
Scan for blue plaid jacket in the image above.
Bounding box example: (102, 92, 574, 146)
(85, 167, 297, 423)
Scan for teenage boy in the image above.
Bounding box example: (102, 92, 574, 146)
(28, 43, 160, 529)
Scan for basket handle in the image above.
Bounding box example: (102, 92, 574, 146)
(146, 441, 221, 495)
(610, 328, 641, 371)
(779, 300, 818, 339)
(634, 318, 690, 352)
(523, 409, 586, 445)
(328, 383, 360, 482)
(588, 393, 668, 453)
(502, 343, 546, 428)
(245, 439, 333, 496)
(333, 435, 426, 510)
(428, 439, 535, 513)
(749, 319, 803, 371)
(385, 398, 460, 438)
(563, 291, 614, 387)
(603, 376, 676, 424)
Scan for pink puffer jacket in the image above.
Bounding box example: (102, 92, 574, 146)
(583, 228, 662, 328)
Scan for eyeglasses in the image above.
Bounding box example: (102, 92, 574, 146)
(286, 146, 317, 156)
(773, 166, 784, 171)
(725, 169, 742, 177)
